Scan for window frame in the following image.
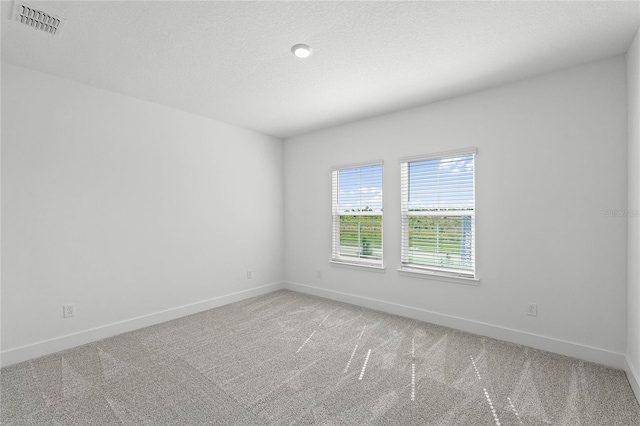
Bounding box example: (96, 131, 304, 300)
(399, 148, 477, 281)
(331, 160, 384, 270)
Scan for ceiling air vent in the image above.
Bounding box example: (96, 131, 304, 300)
(12, 1, 66, 36)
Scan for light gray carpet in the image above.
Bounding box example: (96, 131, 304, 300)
(1, 290, 639, 425)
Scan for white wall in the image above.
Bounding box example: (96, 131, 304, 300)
(284, 56, 629, 367)
(1, 64, 284, 364)
(627, 28, 640, 399)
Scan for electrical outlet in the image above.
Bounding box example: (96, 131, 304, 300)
(527, 303, 537, 317)
(316, 269, 322, 278)
(63, 304, 75, 318)
(247, 270, 252, 279)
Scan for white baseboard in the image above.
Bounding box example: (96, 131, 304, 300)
(1, 282, 285, 368)
(284, 281, 625, 369)
(625, 356, 640, 404)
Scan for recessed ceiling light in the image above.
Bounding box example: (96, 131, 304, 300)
(291, 44, 312, 58)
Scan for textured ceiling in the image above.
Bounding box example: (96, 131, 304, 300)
(2, 1, 639, 139)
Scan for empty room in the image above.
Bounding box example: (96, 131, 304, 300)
(2, 1, 640, 425)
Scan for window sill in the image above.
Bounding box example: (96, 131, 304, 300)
(330, 260, 386, 273)
(397, 267, 479, 286)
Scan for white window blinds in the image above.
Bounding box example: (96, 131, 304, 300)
(332, 162, 383, 267)
(400, 149, 476, 278)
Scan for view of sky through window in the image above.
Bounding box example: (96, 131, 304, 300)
(336, 156, 473, 213)
(338, 165, 383, 212)
(408, 155, 474, 211)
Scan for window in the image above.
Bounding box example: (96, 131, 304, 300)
(331, 162, 383, 267)
(400, 148, 476, 278)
